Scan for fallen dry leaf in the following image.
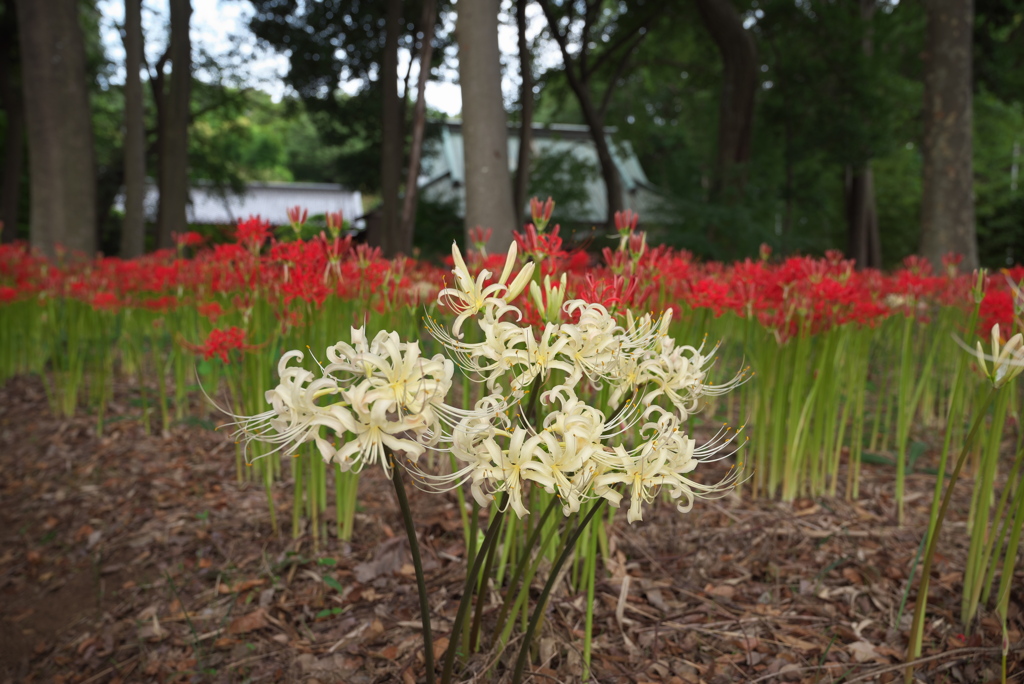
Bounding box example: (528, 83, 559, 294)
(227, 609, 268, 635)
(847, 640, 879, 663)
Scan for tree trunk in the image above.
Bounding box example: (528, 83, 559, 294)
(694, 0, 757, 200)
(538, 0, 640, 228)
(845, 165, 882, 268)
(577, 92, 623, 225)
(157, 0, 191, 250)
(919, 0, 977, 270)
(373, 0, 404, 256)
(844, 0, 882, 269)
(458, 0, 517, 253)
(399, 0, 437, 248)
(0, 0, 24, 244)
(121, 0, 146, 257)
(14, 0, 96, 259)
(512, 0, 533, 226)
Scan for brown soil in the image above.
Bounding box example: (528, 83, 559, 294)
(0, 374, 1021, 683)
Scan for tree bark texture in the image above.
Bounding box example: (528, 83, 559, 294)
(157, 0, 191, 250)
(400, 0, 437, 248)
(844, 0, 882, 269)
(538, 0, 635, 227)
(375, 0, 405, 256)
(0, 0, 24, 244)
(513, 0, 534, 225)
(121, 0, 146, 257)
(845, 165, 882, 268)
(458, 0, 517, 253)
(14, 0, 96, 258)
(694, 0, 757, 200)
(919, 0, 978, 271)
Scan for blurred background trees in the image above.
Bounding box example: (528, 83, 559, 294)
(0, 0, 1020, 268)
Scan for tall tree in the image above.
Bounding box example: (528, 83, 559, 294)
(0, 0, 23, 244)
(458, 0, 517, 252)
(14, 0, 96, 258)
(513, 0, 534, 225)
(156, 0, 191, 250)
(844, 0, 882, 268)
(919, 0, 978, 269)
(537, 0, 657, 227)
(120, 0, 146, 257)
(400, 0, 438, 246)
(694, 0, 757, 202)
(249, 0, 450, 256)
(377, 0, 404, 255)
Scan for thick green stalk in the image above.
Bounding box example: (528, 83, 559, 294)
(469, 501, 508, 653)
(490, 495, 559, 647)
(906, 389, 997, 677)
(963, 385, 1011, 624)
(440, 494, 509, 684)
(980, 445, 1024, 606)
(582, 502, 600, 682)
(388, 455, 435, 684)
(511, 500, 606, 684)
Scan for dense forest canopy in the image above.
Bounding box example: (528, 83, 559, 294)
(0, 0, 1021, 266)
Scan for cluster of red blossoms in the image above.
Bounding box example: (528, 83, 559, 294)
(0, 205, 1018, 363)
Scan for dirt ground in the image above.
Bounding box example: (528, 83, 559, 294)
(1, 374, 1021, 683)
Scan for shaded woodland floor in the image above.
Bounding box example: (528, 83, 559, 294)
(1, 375, 1021, 683)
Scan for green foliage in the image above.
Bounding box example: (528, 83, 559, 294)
(974, 90, 1024, 267)
(527, 146, 599, 227)
(413, 195, 462, 262)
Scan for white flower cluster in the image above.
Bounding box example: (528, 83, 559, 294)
(234, 242, 749, 523)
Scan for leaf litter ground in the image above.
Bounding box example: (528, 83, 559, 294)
(0, 375, 1021, 683)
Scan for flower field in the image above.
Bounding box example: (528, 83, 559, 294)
(1, 207, 1022, 682)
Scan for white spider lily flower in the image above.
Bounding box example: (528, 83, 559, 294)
(975, 324, 1024, 388)
(494, 428, 549, 518)
(561, 301, 622, 383)
(503, 322, 577, 393)
(529, 273, 568, 322)
(229, 350, 346, 461)
(592, 443, 669, 523)
(321, 383, 433, 476)
(438, 242, 535, 339)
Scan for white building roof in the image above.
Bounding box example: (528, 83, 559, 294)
(118, 181, 365, 227)
(419, 121, 667, 224)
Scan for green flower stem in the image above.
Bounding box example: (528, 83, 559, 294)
(388, 453, 435, 684)
(495, 503, 561, 653)
(906, 388, 997, 677)
(582, 502, 600, 682)
(512, 500, 607, 684)
(963, 384, 1011, 624)
(490, 495, 559, 648)
(293, 453, 304, 539)
(981, 444, 1024, 605)
(440, 493, 509, 684)
(469, 501, 508, 653)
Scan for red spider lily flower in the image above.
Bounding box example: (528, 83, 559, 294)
(235, 215, 272, 253)
(90, 292, 121, 311)
(189, 326, 250, 363)
(468, 226, 492, 254)
(197, 301, 224, 321)
(287, 205, 309, 229)
(942, 252, 964, 277)
(326, 211, 344, 238)
(514, 223, 567, 273)
(173, 231, 205, 249)
(530, 196, 555, 232)
(628, 230, 646, 259)
(581, 273, 647, 312)
(759, 243, 772, 261)
(614, 209, 638, 234)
